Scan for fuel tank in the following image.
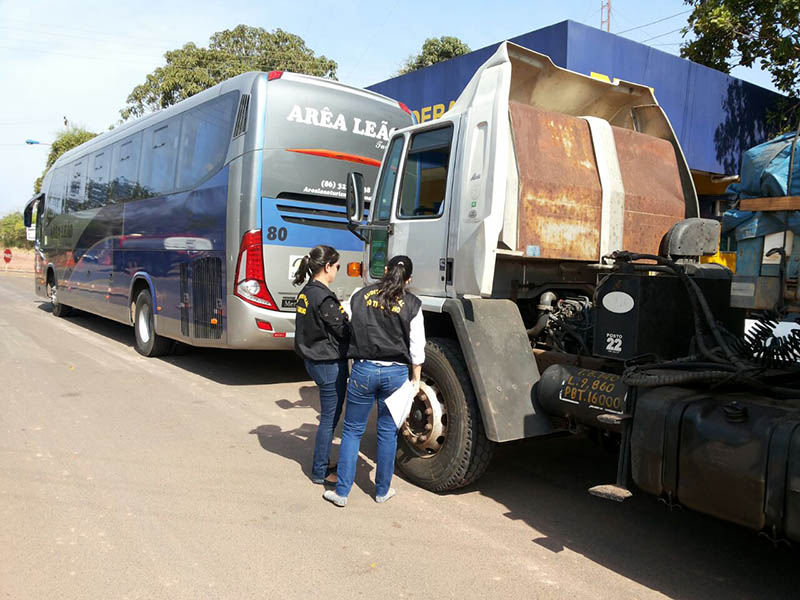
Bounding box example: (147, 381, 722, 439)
(631, 386, 800, 540)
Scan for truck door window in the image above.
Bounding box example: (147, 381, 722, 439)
(369, 136, 404, 278)
(397, 125, 453, 219)
(372, 137, 404, 223)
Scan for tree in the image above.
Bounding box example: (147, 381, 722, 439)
(681, 0, 800, 129)
(121, 25, 337, 120)
(33, 127, 98, 194)
(0, 212, 32, 249)
(398, 36, 471, 75)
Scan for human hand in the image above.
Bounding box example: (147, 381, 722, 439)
(411, 378, 420, 396)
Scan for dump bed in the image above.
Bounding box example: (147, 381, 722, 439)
(509, 102, 686, 260)
(445, 42, 699, 296)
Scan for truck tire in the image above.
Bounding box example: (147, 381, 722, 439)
(133, 289, 172, 357)
(47, 275, 72, 317)
(395, 337, 494, 491)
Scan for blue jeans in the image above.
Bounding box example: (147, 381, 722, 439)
(336, 361, 409, 498)
(304, 359, 348, 480)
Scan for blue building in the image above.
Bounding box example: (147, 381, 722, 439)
(367, 20, 784, 213)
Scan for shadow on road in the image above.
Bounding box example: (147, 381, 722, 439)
(37, 303, 309, 386)
(249, 423, 376, 495)
(457, 434, 800, 600)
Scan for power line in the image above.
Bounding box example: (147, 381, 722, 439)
(609, 6, 656, 40)
(641, 27, 685, 43)
(0, 25, 175, 50)
(0, 17, 185, 45)
(0, 42, 336, 72)
(615, 10, 691, 35)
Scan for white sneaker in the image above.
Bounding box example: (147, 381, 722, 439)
(323, 490, 347, 507)
(375, 488, 396, 504)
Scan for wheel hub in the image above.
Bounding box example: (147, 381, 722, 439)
(400, 380, 447, 455)
(137, 308, 151, 344)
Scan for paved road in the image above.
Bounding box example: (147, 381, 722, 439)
(1, 271, 797, 599)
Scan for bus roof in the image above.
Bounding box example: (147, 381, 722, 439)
(53, 71, 407, 169)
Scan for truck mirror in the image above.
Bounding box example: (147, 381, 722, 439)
(346, 172, 365, 223)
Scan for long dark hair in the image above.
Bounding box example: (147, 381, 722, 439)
(377, 255, 413, 305)
(293, 245, 340, 286)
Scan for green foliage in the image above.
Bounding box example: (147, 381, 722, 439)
(0, 212, 32, 249)
(121, 25, 337, 120)
(33, 127, 98, 194)
(398, 36, 471, 75)
(681, 0, 800, 129)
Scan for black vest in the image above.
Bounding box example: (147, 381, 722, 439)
(294, 281, 348, 361)
(347, 284, 422, 364)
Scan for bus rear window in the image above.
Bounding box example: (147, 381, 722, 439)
(177, 92, 238, 189)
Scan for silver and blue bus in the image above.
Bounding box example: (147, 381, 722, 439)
(23, 71, 413, 355)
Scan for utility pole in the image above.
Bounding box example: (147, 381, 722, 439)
(601, 0, 611, 32)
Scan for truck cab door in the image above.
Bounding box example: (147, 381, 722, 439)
(365, 120, 458, 297)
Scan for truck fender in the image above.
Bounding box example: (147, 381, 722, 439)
(438, 297, 553, 442)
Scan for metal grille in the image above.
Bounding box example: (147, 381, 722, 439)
(274, 192, 371, 231)
(233, 94, 250, 138)
(179, 262, 190, 337)
(192, 257, 223, 339)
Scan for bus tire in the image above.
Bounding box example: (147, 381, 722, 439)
(47, 275, 72, 318)
(395, 337, 494, 492)
(133, 289, 172, 357)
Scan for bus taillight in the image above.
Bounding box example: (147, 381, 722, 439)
(234, 229, 278, 310)
(267, 70, 283, 81)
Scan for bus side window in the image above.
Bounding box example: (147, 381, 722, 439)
(67, 159, 88, 213)
(177, 91, 238, 190)
(47, 167, 67, 223)
(110, 132, 143, 202)
(87, 150, 110, 209)
(141, 117, 181, 197)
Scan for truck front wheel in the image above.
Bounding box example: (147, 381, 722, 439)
(396, 337, 494, 491)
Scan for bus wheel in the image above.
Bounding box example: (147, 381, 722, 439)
(395, 337, 494, 492)
(47, 276, 72, 317)
(133, 289, 172, 357)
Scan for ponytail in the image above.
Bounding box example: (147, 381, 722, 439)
(293, 245, 340, 286)
(377, 255, 413, 305)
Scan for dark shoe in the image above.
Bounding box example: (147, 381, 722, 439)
(311, 466, 337, 485)
(312, 473, 338, 486)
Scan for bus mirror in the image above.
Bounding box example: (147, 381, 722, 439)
(346, 172, 365, 223)
(24, 193, 43, 227)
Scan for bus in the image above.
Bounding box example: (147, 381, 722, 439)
(23, 71, 413, 356)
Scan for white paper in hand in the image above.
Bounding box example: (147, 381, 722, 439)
(384, 379, 415, 429)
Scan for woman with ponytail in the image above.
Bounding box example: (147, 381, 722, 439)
(294, 245, 350, 486)
(323, 255, 425, 507)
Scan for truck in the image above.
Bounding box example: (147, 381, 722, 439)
(344, 42, 800, 543)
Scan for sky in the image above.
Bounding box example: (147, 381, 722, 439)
(0, 0, 780, 218)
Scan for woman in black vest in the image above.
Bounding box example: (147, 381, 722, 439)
(294, 245, 350, 485)
(323, 255, 425, 507)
